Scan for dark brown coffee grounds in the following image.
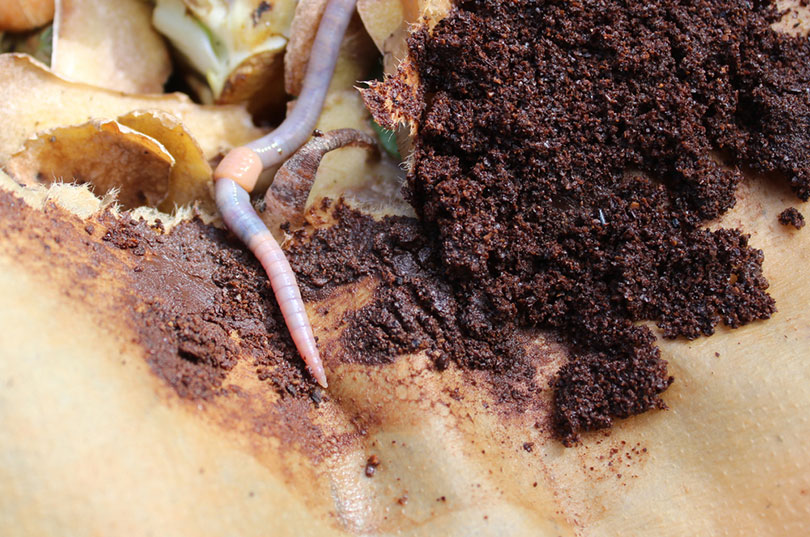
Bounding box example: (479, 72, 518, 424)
(288, 202, 542, 408)
(778, 207, 806, 228)
(361, 0, 809, 443)
(365, 454, 380, 477)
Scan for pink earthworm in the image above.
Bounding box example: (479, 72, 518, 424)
(215, 178, 326, 387)
(212, 0, 358, 388)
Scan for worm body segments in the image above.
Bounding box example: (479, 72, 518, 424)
(247, 0, 359, 170)
(215, 178, 326, 387)
(213, 0, 359, 388)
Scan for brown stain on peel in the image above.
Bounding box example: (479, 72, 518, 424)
(0, 188, 352, 458)
(0, 186, 628, 535)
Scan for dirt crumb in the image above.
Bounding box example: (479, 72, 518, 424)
(365, 454, 381, 477)
(778, 207, 806, 229)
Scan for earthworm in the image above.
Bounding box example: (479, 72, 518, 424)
(248, 0, 359, 171)
(212, 0, 357, 388)
(263, 128, 379, 233)
(215, 178, 327, 387)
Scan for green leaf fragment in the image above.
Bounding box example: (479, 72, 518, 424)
(371, 119, 401, 161)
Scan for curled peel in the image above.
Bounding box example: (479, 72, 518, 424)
(4, 120, 173, 209)
(118, 110, 214, 212)
(0, 0, 54, 32)
(0, 54, 265, 165)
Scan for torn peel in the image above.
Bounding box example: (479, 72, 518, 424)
(215, 178, 327, 388)
(264, 128, 380, 233)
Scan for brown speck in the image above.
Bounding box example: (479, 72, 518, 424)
(365, 454, 380, 477)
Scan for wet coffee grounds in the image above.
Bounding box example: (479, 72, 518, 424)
(288, 201, 542, 409)
(362, 0, 810, 443)
(778, 207, 806, 228)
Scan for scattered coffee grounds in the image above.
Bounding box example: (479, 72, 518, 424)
(363, 0, 809, 443)
(288, 201, 541, 408)
(778, 207, 806, 228)
(0, 186, 316, 405)
(97, 213, 315, 401)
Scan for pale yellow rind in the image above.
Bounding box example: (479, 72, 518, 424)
(4, 119, 173, 208)
(52, 0, 172, 94)
(0, 54, 265, 164)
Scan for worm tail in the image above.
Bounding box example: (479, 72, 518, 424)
(215, 178, 327, 387)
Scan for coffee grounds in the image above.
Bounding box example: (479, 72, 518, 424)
(778, 207, 806, 228)
(362, 0, 809, 443)
(97, 213, 315, 401)
(288, 202, 542, 408)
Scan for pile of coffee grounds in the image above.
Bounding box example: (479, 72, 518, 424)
(363, 0, 809, 443)
(778, 207, 806, 228)
(98, 213, 315, 401)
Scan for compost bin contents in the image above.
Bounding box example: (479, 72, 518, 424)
(16, 0, 805, 446)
